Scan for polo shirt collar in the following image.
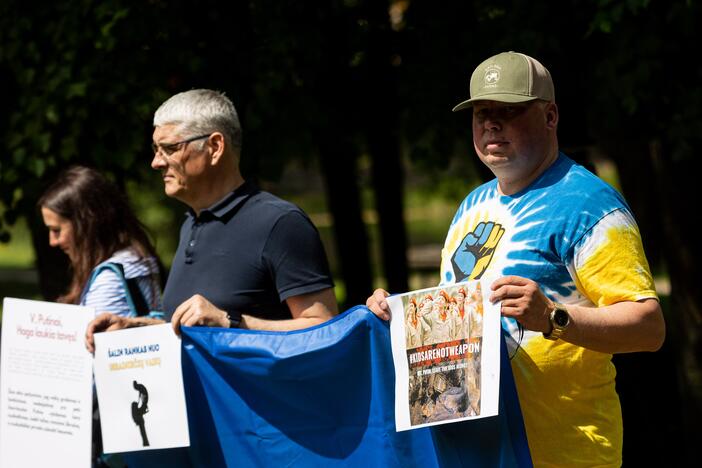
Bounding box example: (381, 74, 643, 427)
(188, 180, 257, 220)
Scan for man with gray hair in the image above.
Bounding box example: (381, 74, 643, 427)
(87, 89, 337, 341)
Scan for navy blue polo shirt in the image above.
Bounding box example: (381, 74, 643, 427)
(162, 181, 334, 321)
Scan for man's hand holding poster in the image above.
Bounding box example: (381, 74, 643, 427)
(387, 279, 501, 431)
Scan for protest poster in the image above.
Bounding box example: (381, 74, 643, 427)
(0, 297, 94, 468)
(387, 279, 501, 431)
(93, 323, 189, 453)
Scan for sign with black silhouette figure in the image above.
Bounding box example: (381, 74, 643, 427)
(131, 380, 150, 446)
(386, 279, 502, 431)
(93, 323, 189, 453)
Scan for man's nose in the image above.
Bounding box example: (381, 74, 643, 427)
(483, 113, 503, 131)
(151, 153, 166, 170)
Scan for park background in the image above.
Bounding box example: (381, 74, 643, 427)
(0, 0, 700, 464)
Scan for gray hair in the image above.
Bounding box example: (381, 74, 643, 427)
(153, 89, 242, 149)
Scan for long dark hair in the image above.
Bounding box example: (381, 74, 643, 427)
(38, 166, 161, 305)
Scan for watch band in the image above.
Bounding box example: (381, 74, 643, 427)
(543, 303, 570, 341)
(226, 312, 241, 329)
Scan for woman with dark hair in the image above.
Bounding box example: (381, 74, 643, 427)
(39, 166, 162, 316)
(39, 166, 163, 467)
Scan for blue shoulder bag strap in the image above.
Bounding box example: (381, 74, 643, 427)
(87, 262, 150, 318)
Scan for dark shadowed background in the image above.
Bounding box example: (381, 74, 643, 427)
(1, 1, 700, 463)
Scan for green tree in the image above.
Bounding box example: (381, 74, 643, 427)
(1, 0, 172, 298)
(0, 0, 379, 306)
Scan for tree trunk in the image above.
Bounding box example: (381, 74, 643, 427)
(365, 0, 409, 294)
(367, 125, 409, 293)
(318, 139, 373, 309)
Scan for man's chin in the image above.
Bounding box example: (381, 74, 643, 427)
(483, 153, 513, 168)
(163, 183, 183, 198)
(164, 184, 191, 205)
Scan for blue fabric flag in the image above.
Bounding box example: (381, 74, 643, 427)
(124, 306, 531, 467)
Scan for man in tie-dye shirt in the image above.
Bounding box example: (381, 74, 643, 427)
(367, 51, 664, 467)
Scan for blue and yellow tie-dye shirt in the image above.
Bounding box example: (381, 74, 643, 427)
(440, 153, 657, 467)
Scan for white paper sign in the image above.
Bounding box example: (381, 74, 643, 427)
(0, 297, 94, 468)
(93, 323, 189, 453)
(387, 279, 501, 431)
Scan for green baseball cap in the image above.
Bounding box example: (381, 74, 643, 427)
(452, 51, 555, 112)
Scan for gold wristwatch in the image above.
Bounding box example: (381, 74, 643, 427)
(543, 302, 570, 341)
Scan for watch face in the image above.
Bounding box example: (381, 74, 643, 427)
(554, 309, 569, 327)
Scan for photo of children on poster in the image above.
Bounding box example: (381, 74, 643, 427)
(388, 279, 500, 431)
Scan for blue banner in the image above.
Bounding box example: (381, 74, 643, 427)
(124, 306, 531, 467)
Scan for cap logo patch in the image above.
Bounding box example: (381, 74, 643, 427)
(483, 64, 501, 88)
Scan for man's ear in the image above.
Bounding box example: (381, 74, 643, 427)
(208, 132, 226, 165)
(545, 102, 559, 129)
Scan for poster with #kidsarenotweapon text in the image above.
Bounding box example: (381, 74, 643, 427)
(387, 279, 501, 431)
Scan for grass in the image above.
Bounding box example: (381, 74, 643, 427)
(0, 217, 39, 319)
(0, 217, 35, 268)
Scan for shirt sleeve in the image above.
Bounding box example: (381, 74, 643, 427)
(82, 269, 132, 317)
(262, 210, 334, 302)
(571, 208, 658, 307)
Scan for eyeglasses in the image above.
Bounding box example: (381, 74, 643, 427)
(151, 134, 211, 158)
